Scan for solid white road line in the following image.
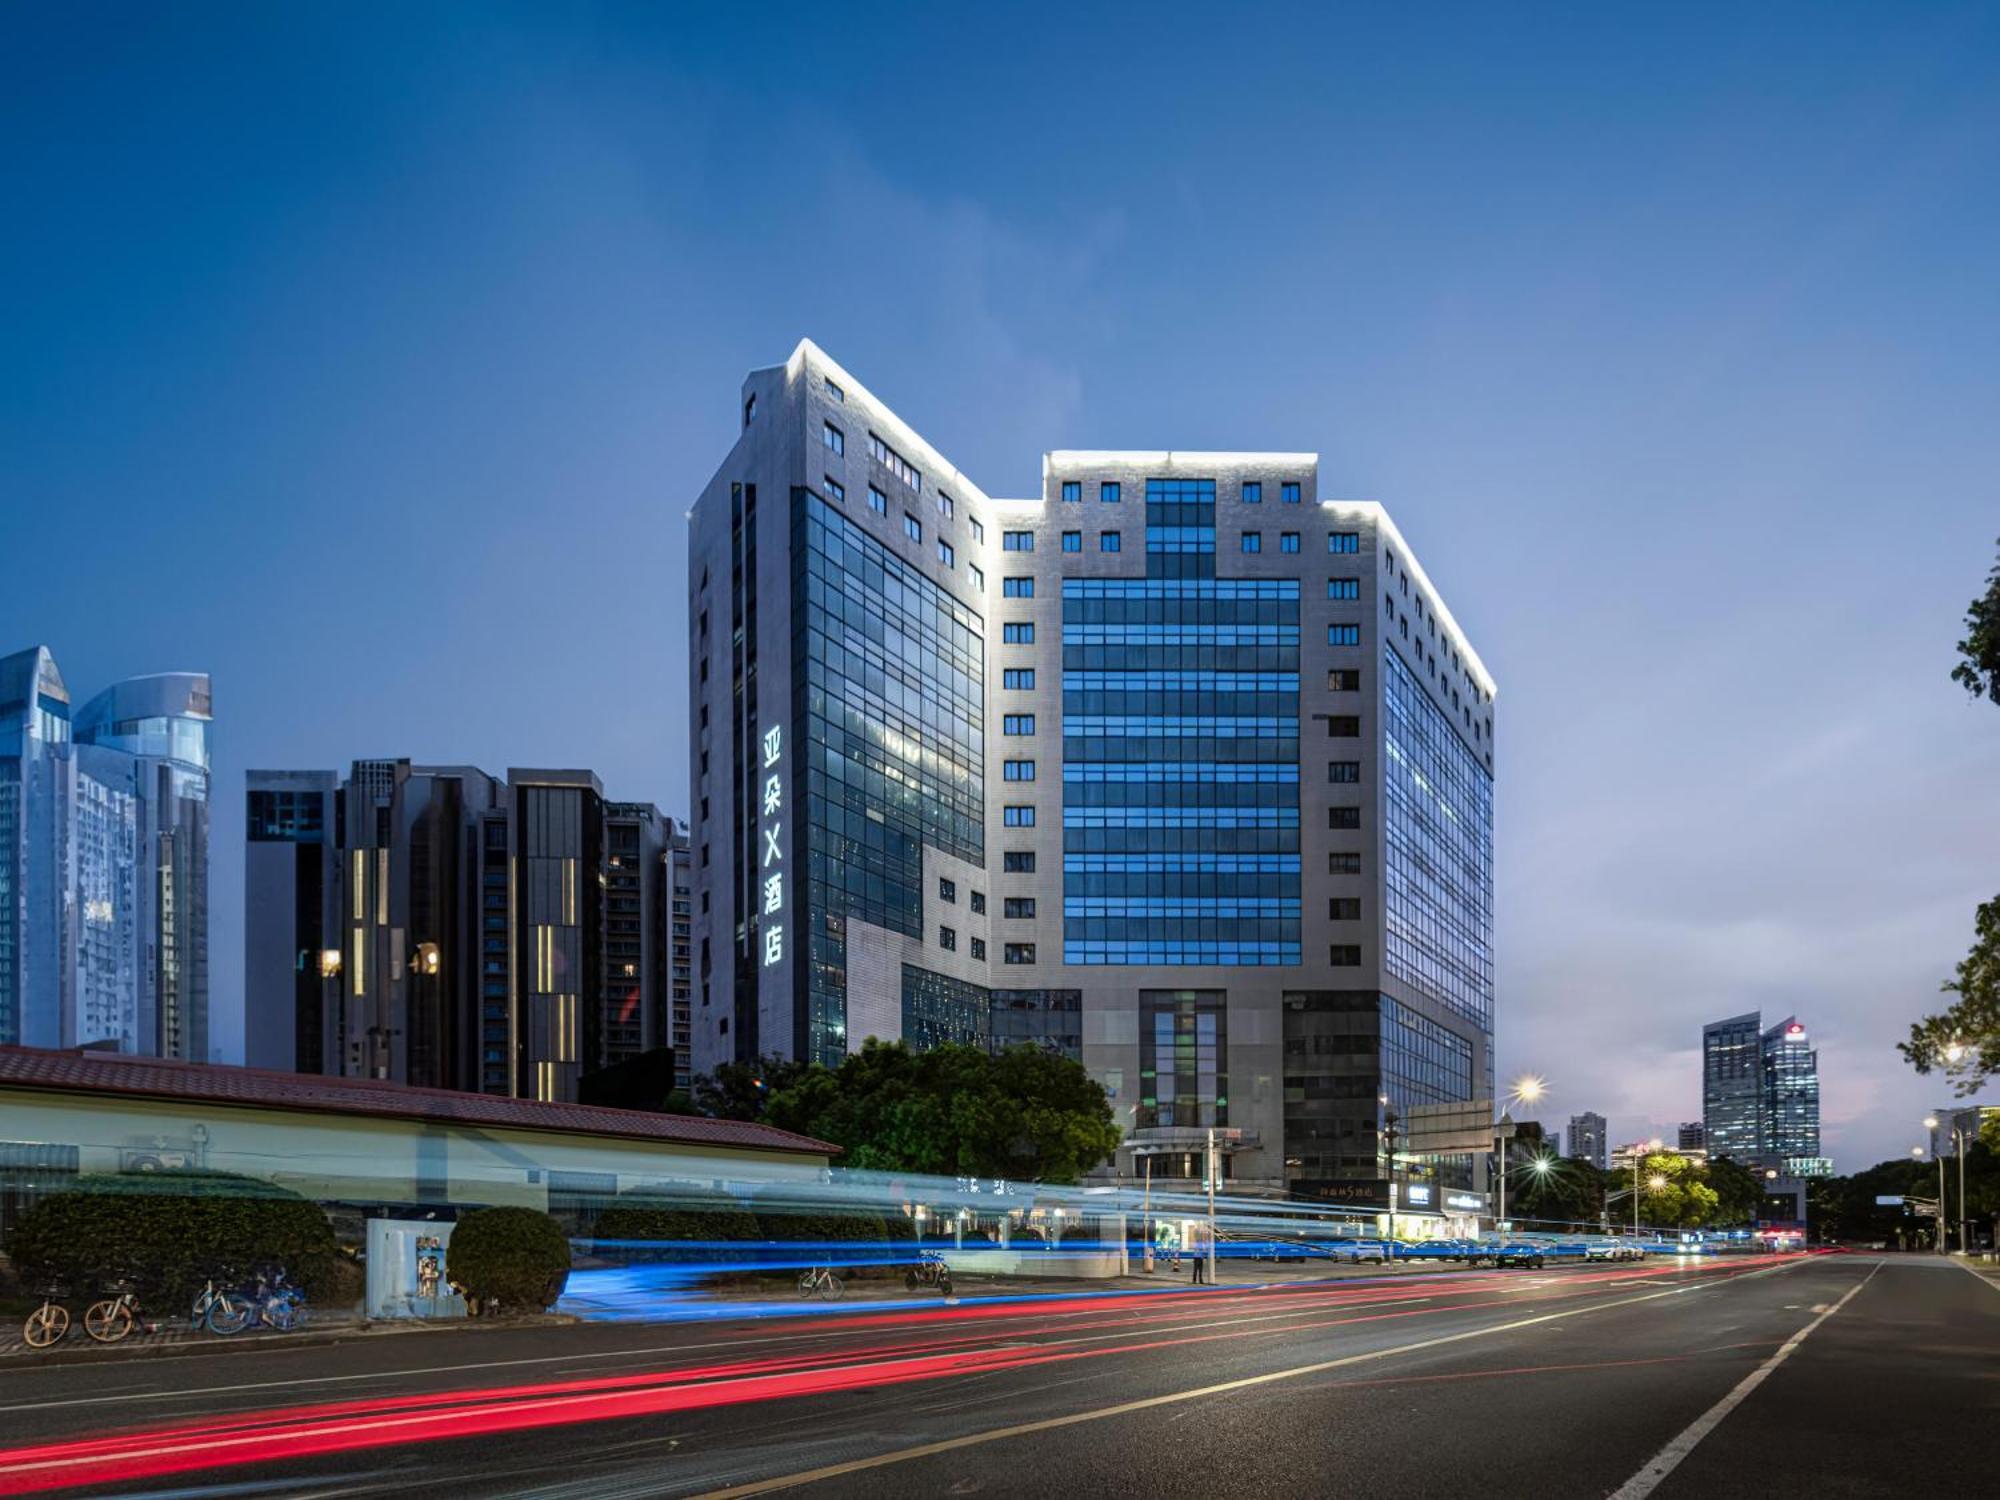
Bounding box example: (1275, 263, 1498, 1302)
(691, 1261, 1813, 1499)
(1605, 1259, 1880, 1500)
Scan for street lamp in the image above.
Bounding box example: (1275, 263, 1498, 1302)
(1923, 1117, 1948, 1253)
(1495, 1074, 1549, 1235)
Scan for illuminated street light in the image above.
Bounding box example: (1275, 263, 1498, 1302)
(1512, 1075, 1546, 1106)
(1944, 1041, 1967, 1064)
(1647, 1173, 1668, 1192)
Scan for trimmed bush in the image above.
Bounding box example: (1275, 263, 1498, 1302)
(749, 1194, 888, 1251)
(447, 1207, 571, 1313)
(3, 1171, 337, 1307)
(592, 1189, 758, 1262)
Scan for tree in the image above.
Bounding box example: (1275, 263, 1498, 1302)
(1704, 1156, 1765, 1227)
(1635, 1153, 1720, 1229)
(693, 1055, 812, 1121)
(1504, 1153, 1600, 1225)
(755, 1039, 1121, 1184)
(446, 1207, 571, 1313)
(1900, 896, 2000, 1095)
(1951, 538, 2000, 705)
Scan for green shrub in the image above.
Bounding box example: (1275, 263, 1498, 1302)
(592, 1189, 759, 1262)
(447, 1207, 571, 1313)
(3, 1171, 337, 1307)
(749, 1195, 888, 1250)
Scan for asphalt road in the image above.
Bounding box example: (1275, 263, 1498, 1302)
(0, 1253, 1992, 1498)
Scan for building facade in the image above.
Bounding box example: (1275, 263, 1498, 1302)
(687, 342, 1497, 1201)
(1701, 1009, 1826, 1174)
(1677, 1120, 1705, 1151)
(0, 647, 212, 1060)
(245, 760, 678, 1103)
(1565, 1110, 1609, 1169)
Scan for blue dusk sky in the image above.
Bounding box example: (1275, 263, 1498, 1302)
(5, 2, 1998, 1169)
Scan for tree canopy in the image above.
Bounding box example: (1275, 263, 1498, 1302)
(1950, 538, 2000, 706)
(697, 1040, 1120, 1184)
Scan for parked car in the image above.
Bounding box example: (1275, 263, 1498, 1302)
(1404, 1239, 1476, 1262)
(1492, 1241, 1547, 1268)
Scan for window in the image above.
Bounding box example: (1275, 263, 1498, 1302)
(937, 539, 955, 567)
(1329, 851, 1362, 874)
(1003, 668, 1036, 689)
(1328, 577, 1359, 599)
(823, 422, 844, 455)
(742, 394, 757, 427)
(824, 475, 846, 504)
(1330, 898, 1361, 920)
(1004, 897, 1037, 919)
(1003, 622, 1035, 644)
(1061, 481, 1082, 502)
(1329, 624, 1360, 646)
(1003, 805, 1036, 827)
(970, 936, 986, 960)
(1061, 531, 1082, 552)
(1330, 761, 1361, 783)
(1242, 481, 1262, 503)
(1241, 532, 1262, 553)
(1003, 531, 1034, 551)
(870, 432, 921, 491)
(969, 516, 984, 543)
(869, 485, 887, 514)
(826, 378, 844, 403)
(1328, 669, 1360, 691)
(1281, 482, 1301, 504)
(1328, 715, 1360, 737)
(1400, 616, 1409, 639)
(1100, 531, 1122, 552)
(1004, 850, 1037, 873)
(1385, 594, 1396, 618)
(1004, 943, 1037, 964)
(970, 890, 986, 914)
(902, 512, 922, 542)
(1003, 758, 1036, 781)
(1003, 576, 1034, 597)
(1100, 481, 1121, 503)
(1330, 944, 1362, 966)
(1330, 806, 1361, 829)
(938, 492, 954, 520)
(1003, 714, 1036, 735)
(1279, 532, 1300, 553)
(939, 926, 956, 951)
(939, 877, 957, 903)
(969, 562, 984, 590)
(1329, 531, 1360, 553)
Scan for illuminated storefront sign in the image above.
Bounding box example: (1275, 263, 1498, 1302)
(1404, 1183, 1434, 1208)
(760, 725, 784, 966)
(1444, 1190, 1485, 1214)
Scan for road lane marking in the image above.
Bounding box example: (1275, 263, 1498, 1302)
(1606, 1259, 1880, 1500)
(689, 1261, 1814, 1498)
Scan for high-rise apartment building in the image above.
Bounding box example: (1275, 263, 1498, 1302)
(245, 760, 678, 1103)
(1565, 1111, 1609, 1169)
(1678, 1120, 1706, 1151)
(1701, 1009, 1825, 1171)
(0, 646, 212, 1059)
(687, 342, 1497, 1200)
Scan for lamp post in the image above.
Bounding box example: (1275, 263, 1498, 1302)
(1495, 1075, 1547, 1236)
(1924, 1118, 1948, 1253)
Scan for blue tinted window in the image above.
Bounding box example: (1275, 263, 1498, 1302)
(824, 475, 845, 504)
(1003, 622, 1035, 644)
(1100, 531, 1121, 552)
(1279, 532, 1300, 553)
(1003, 531, 1034, 551)
(1100, 482, 1121, 503)
(1329, 624, 1360, 646)
(1003, 759, 1036, 781)
(1328, 577, 1359, 599)
(1329, 532, 1360, 553)
(1003, 577, 1034, 597)
(1242, 482, 1262, 504)
(1061, 531, 1082, 552)
(1003, 714, 1036, 735)
(1061, 481, 1082, 502)
(1281, 482, 1301, 503)
(1004, 804, 1037, 827)
(1003, 668, 1036, 689)
(1242, 532, 1262, 553)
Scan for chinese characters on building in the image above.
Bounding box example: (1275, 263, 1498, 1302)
(760, 725, 784, 966)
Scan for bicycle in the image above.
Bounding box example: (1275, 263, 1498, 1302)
(795, 1263, 845, 1300)
(22, 1291, 70, 1349)
(82, 1285, 154, 1344)
(246, 1268, 308, 1332)
(193, 1278, 252, 1336)
(904, 1249, 953, 1298)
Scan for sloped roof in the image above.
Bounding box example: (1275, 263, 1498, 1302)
(0, 1046, 835, 1158)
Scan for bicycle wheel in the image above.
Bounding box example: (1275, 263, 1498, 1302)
(265, 1296, 305, 1332)
(84, 1299, 135, 1344)
(821, 1274, 845, 1301)
(937, 1276, 953, 1299)
(24, 1303, 68, 1348)
(206, 1294, 253, 1336)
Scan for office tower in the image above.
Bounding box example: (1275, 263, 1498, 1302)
(687, 342, 1497, 1199)
(1678, 1120, 1706, 1151)
(0, 647, 212, 1059)
(1760, 1015, 1822, 1169)
(1565, 1111, 1608, 1169)
(666, 829, 693, 1090)
(245, 760, 675, 1103)
(1702, 1012, 1764, 1163)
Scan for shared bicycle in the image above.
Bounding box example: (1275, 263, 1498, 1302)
(795, 1263, 845, 1300)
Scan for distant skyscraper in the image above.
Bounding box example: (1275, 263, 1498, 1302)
(1760, 1015, 1820, 1164)
(1678, 1120, 1706, 1151)
(1703, 1011, 1764, 1162)
(1702, 1010, 1826, 1171)
(245, 759, 678, 1103)
(0, 646, 212, 1059)
(1566, 1111, 1608, 1169)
